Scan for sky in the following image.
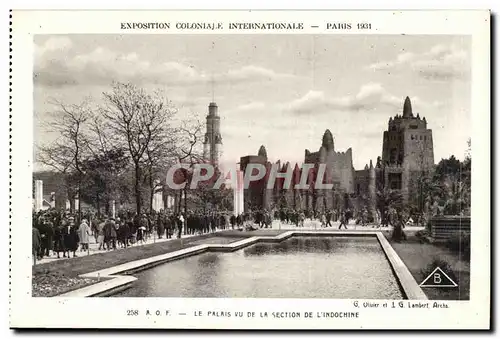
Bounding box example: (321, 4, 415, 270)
(33, 34, 471, 171)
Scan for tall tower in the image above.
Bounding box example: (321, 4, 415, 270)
(322, 129, 335, 151)
(203, 102, 223, 166)
(380, 96, 434, 201)
(402, 96, 413, 118)
(381, 96, 434, 171)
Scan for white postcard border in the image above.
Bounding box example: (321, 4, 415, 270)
(10, 10, 490, 329)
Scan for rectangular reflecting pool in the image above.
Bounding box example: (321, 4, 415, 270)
(113, 236, 404, 299)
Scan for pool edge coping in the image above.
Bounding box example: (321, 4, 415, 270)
(375, 233, 428, 300)
(58, 231, 427, 300)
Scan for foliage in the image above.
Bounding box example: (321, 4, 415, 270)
(445, 232, 471, 260)
(191, 183, 233, 212)
(414, 229, 431, 243)
(408, 141, 472, 218)
(376, 186, 403, 217)
(432, 155, 471, 216)
(78, 148, 129, 214)
(182, 166, 234, 212)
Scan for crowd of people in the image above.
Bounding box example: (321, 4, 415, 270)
(32, 204, 417, 264)
(31, 208, 239, 264)
(250, 206, 416, 231)
(233, 208, 350, 229)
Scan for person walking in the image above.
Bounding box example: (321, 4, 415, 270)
(326, 211, 332, 227)
(63, 218, 79, 258)
(338, 211, 348, 230)
(361, 209, 368, 227)
(345, 209, 352, 225)
(391, 209, 408, 242)
(139, 214, 149, 242)
(177, 213, 184, 239)
(320, 213, 327, 228)
(53, 222, 66, 258)
(121, 218, 131, 248)
(157, 213, 165, 239)
(38, 217, 54, 258)
(165, 213, 172, 239)
(299, 211, 305, 227)
(97, 219, 105, 250)
(78, 219, 91, 252)
(104, 217, 117, 250)
(32, 226, 41, 265)
(230, 214, 236, 229)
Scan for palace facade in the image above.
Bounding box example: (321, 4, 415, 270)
(239, 96, 435, 213)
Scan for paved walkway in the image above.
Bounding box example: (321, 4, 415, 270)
(270, 219, 425, 232)
(36, 232, 206, 265)
(36, 220, 424, 265)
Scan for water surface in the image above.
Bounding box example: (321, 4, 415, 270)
(114, 236, 403, 299)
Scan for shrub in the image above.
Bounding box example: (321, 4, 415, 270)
(414, 229, 431, 243)
(415, 229, 430, 238)
(425, 219, 432, 231)
(445, 232, 470, 259)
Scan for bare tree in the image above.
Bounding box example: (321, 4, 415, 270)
(143, 131, 178, 213)
(175, 116, 205, 215)
(177, 116, 205, 163)
(37, 99, 94, 212)
(99, 82, 177, 214)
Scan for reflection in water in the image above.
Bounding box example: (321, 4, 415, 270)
(243, 236, 380, 256)
(191, 253, 222, 297)
(114, 236, 403, 299)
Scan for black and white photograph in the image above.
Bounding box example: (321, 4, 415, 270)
(32, 33, 472, 300)
(9, 9, 490, 330)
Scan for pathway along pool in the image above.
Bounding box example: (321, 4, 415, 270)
(113, 236, 404, 299)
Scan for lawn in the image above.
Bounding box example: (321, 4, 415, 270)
(382, 230, 470, 300)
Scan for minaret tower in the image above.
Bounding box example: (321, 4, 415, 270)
(203, 102, 223, 166)
(402, 96, 414, 118)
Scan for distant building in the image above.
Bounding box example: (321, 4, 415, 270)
(303, 129, 355, 212)
(355, 96, 435, 207)
(239, 146, 272, 212)
(238, 96, 435, 214)
(239, 130, 356, 213)
(381, 96, 434, 197)
(353, 160, 378, 218)
(33, 172, 68, 210)
(203, 102, 223, 166)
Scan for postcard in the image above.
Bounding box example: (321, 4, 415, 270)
(10, 9, 490, 329)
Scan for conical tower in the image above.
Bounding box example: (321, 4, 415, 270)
(403, 96, 413, 118)
(322, 129, 335, 151)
